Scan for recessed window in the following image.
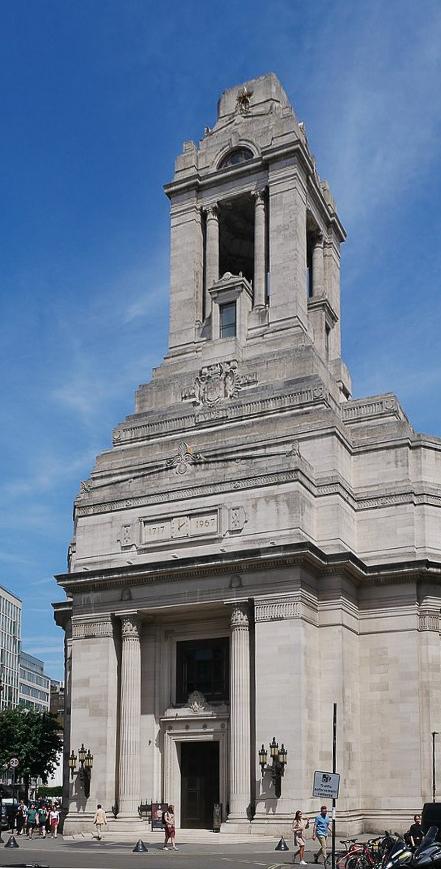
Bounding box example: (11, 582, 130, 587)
(218, 147, 254, 169)
(219, 302, 236, 338)
(325, 323, 330, 357)
(176, 638, 229, 703)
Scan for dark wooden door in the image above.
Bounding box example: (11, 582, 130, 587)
(180, 741, 220, 829)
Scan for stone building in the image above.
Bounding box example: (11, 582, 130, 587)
(53, 74, 441, 836)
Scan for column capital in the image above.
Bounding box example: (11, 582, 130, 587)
(253, 188, 266, 206)
(204, 203, 219, 219)
(120, 613, 142, 640)
(231, 602, 250, 630)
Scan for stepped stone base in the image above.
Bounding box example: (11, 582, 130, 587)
(63, 814, 149, 836)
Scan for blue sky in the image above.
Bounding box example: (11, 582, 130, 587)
(1, 0, 441, 681)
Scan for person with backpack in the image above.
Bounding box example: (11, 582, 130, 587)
(37, 803, 48, 838)
(26, 804, 38, 839)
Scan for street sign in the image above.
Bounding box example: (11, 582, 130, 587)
(313, 770, 340, 799)
(9, 758, 19, 769)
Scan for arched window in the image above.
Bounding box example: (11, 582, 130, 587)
(218, 147, 254, 169)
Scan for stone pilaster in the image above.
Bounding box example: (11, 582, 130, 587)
(205, 204, 219, 316)
(62, 620, 72, 815)
(118, 614, 142, 817)
(312, 232, 324, 296)
(253, 191, 266, 308)
(228, 603, 251, 821)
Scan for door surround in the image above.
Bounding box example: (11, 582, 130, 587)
(162, 711, 229, 828)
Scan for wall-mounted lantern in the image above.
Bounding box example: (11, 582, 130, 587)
(259, 737, 287, 798)
(68, 744, 94, 798)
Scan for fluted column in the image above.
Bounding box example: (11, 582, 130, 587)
(253, 190, 266, 308)
(118, 614, 141, 816)
(229, 603, 251, 820)
(312, 232, 324, 296)
(205, 204, 219, 317)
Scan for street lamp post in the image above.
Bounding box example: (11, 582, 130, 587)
(432, 732, 438, 803)
(258, 738, 288, 799)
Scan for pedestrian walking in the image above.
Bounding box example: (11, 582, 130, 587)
(15, 801, 27, 836)
(163, 804, 178, 850)
(38, 803, 48, 838)
(49, 805, 60, 838)
(292, 809, 310, 864)
(93, 804, 107, 841)
(312, 805, 331, 864)
(26, 804, 38, 839)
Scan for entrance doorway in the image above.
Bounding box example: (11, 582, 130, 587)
(180, 741, 219, 829)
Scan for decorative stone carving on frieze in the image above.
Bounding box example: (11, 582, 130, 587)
(187, 691, 209, 713)
(120, 614, 142, 641)
(165, 441, 205, 475)
(228, 505, 247, 533)
(231, 603, 249, 630)
(181, 360, 258, 407)
(418, 609, 440, 632)
(72, 616, 114, 640)
(286, 441, 301, 458)
(118, 524, 135, 549)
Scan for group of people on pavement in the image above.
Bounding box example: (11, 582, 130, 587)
(292, 808, 426, 865)
(14, 799, 60, 839)
(292, 805, 331, 865)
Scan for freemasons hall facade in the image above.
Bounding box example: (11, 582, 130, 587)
(54, 74, 441, 836)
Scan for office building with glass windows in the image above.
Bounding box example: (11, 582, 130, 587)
(0, 585, 21, 710)
(19, 651, 50, 712)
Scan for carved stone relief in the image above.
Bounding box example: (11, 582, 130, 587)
(182, 360, 258, 407)
(165, 441, 205, 475)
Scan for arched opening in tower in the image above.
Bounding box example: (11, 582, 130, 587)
(218, 194, 255, 286)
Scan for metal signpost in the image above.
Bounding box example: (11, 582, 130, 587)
(9, 758, 19, 816)
(313, 704, 339, 869)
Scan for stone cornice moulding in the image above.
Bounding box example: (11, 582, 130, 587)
(111, 383, 331, 447)
(75, 466, 316, 518)
(342, 394, 404, 425)
(55, 542, 441, 599)
(74, 468, 441, 521)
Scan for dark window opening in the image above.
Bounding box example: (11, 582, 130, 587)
(218, 147, 254, 169)
(219, 302, 236, 338)
(306, 231, 314, 298)
(325, 323, 330, 357)
(218, 194, 254, 284)
(176, 637, 229, 703)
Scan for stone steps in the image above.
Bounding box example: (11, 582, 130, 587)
(65, 826, 279, 844)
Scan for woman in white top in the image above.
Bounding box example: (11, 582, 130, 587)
(292, 809, 310, 864)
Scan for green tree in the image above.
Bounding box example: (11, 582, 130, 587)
(0, 708, 62, 798)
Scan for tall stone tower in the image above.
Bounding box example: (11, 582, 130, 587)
(55, 74, 441, 837)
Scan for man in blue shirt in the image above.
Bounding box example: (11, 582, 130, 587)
(312, 805, 331, 863)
